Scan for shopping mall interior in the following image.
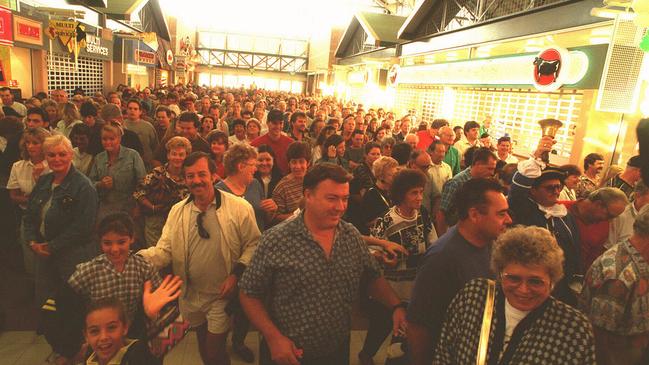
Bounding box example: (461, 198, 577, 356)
(1, 0, 648, 364)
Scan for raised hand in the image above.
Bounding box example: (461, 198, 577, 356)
(534, 136, 556, 159)
(143, 275, 182, 319)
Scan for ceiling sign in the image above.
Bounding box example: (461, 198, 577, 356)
(397, 49, 589, 90)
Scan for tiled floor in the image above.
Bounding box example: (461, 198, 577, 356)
(0, 330, 389, 365)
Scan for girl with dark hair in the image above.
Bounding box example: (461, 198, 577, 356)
(253, 144, 282, 199)
(316, 133, 350, 171)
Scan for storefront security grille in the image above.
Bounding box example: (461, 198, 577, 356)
(47, 53, 104, 94)
(395, 85, 581, 159)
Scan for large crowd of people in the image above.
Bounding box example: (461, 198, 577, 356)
(0, 83, 648, 365)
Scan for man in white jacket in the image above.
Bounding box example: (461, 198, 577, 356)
(139, 152, 260, 365)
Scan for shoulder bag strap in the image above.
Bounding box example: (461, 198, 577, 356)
(476, 279, 496, 365)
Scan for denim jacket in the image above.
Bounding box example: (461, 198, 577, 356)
(88, 147, 146, 206)
(23, 165, 98, 254)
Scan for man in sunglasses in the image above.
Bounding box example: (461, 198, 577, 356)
(508, 135, 580, 306)
(139, 152, 261, 365)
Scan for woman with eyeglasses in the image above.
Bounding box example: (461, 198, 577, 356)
(89, 122, 146, 224)
(215, 143, 275, 232)
(133, 136, 191, 247)
(434, 226, 596, 365)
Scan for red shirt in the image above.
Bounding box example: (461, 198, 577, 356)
(251, 133, 295, 175)
(561, 200, 610, 271)
(416, 130, 437, 151)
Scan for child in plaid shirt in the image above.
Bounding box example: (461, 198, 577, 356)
(68, 212, 182, 337)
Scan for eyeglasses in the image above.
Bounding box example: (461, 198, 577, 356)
(540, 184, 563, 192)
(197, 211, 210, 239)
(501, 273, 548, 289)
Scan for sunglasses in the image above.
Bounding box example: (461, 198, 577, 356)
(197, 211, 210, 239)
(540, 184, 563, 192)
(501, 273, 548, 289)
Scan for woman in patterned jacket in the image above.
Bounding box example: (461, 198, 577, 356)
(434, 226, 596, 365)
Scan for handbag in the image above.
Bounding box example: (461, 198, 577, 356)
(146, 301, 190, 357)
(476, 280, 496, 365)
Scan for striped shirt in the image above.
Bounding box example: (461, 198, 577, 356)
(272, 174, 304, 215)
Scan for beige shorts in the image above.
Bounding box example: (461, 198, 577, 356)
(180, 291, 230, 334)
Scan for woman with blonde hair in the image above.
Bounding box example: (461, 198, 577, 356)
(89, 122, 146, 223)
(23, 134, 98, 307)
(7, 127, 51, 273)
(55, 102, 82, 137)
(42, 99, 59, 130)
(7, 127, 51, 209)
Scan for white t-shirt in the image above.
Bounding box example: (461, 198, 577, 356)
(502, 298, 531, 355)
(7, 159, 50, 209)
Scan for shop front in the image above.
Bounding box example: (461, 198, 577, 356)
(394, 2, 648, 167)
(8, 4, 50, 98)
(47, 21, 112, 95)
(330, 12, 405, 109)
(120, 39, 156, 89)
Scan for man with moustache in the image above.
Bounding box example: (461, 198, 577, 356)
(576, 153, 605, 199)
(139, 152, 260, 365)
(239, 164, 407, 365)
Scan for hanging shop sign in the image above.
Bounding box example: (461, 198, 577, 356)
(388, 64, 400, 86)
(135, 49, 155, 65)
(0, 7, 13, 46)
(174, 55, 186, 71)
(397, 49, 589, 90)
(122, 39, 155, 67)
(13, 16, 43, 47)
(83, 34, 111, 59)
(47, 20, 87, 60)
(166, 49, 173, 65)
(532, 47, 580, 92)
